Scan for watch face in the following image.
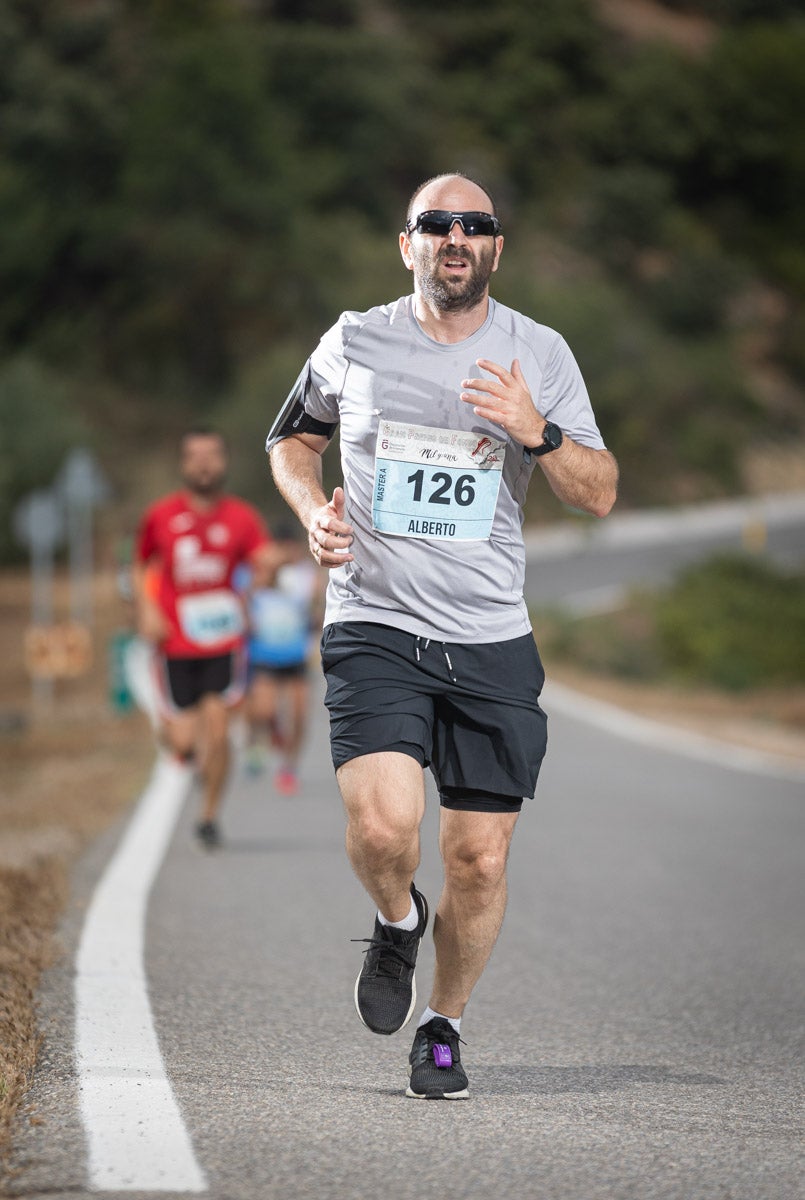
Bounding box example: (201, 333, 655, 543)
(543, 422, 563, 450)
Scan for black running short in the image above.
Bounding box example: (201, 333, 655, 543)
(157, 650, 245, 712)
(250, 661, 308, 681)
(320, 621, 548, 813)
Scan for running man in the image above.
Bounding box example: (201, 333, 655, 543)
(267, 174, 618, 1097)
(134, 428, 272, 848)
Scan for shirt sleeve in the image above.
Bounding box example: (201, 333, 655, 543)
(538, 336, 606, 451)
(305, 318, 350, 424)
(134, 506, 157, 564)
(264, 319, 348, 454)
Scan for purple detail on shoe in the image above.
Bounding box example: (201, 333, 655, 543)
(433, 1043, 452, 1069)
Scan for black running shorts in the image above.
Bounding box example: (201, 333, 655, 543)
(157, 650, 245, 712)
(320, 621, 548, 813)
(250, 660, 308, 681)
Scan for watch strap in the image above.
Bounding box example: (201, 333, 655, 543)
(527, 422, 563, 456)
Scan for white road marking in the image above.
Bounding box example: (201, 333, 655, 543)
(75, 754, 207, 1192)
(545, 680, 805, 784)
(123, 635, 161, 728)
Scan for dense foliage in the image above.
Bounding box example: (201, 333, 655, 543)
(1, 0, 803, 554)
(656, 554, 805, 688)
(537, 553, 805, 690)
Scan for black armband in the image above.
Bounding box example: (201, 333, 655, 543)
(265, 365, 338, 453)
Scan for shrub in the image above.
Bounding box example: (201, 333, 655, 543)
(656, 553, 805, 689)
(536, 553, 805, 692)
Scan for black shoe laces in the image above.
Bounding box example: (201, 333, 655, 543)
(419, 1020, 466, 1051)
(351, 932, 418, 976)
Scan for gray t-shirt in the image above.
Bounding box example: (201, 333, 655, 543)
(268, 294, 605, 643)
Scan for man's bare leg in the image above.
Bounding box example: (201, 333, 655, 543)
(429, 808, 519, 1018)
(337, 750, 425, 922)
(246, 672, 279, 748)
(283, 675, 309, 767)
(196, 693, 231, 824)
(338, 750, 429, 1035)
(161, 710, 197, 762)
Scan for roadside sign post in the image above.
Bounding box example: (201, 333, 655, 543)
(13, 448, 109, 713)
(12, 489, 64, 708)
(56, 448, 111, 628)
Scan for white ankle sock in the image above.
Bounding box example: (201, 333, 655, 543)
(418, 1005, 461, 1034)
(377, 894, 418, 932)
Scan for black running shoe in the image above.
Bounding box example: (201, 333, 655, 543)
(352, 884, 428, 1035)
(406, 1017, 469, 1099)
(195, 820, 220, 849)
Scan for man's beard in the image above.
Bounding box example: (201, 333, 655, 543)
(413, 242, 497, 313)
(183, 471, 225, 497)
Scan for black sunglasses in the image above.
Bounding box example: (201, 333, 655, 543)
(405, 210, 502, 238)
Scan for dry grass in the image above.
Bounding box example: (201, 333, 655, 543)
(0, 859, 67, 1171)
(0, 569, 154, 1176)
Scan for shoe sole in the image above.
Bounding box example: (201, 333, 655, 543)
(353, 889, 428, 1035)
(405, 1082, 469, 1100)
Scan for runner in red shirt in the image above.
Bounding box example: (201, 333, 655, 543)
(133, 428, 272, 847)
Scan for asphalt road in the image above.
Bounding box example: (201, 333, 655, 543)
(525, 490, 805, 613)
(7, 494, 805, 1200)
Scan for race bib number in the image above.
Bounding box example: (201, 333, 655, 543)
(176, 589, 244, 648)
(372, 420, 506, 541)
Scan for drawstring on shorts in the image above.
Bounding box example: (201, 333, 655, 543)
(413, 635, 457, 684)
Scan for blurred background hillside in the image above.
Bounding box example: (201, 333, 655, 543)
(1, 0, 804, 557)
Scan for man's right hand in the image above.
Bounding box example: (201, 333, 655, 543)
(137, 599, 170, 644)
(309, 486, 354, 568)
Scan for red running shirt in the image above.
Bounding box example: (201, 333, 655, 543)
(136, 492, 270, 658)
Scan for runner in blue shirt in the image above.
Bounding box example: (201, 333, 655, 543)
(241, 524, 323, 794)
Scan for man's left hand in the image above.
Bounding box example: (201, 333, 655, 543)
(460, 358, 545, 448)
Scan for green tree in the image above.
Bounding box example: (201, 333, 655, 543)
(0, 358, 88, 561)
(695, 21, 805, 290)
(0, 1, 125, 352)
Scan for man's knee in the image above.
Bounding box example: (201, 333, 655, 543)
(443, 840, 509, 893)
(164, 715, 196, 756)
(348, 803, 420, 862)
(339, 752, 424, 858)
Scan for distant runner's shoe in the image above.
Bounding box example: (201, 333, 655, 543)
(352, 884, 428, 1034)
(195, 820, 220, 849)
(274, 766, 299, 796)
(406, 1017, 469, 1100)
(244, 743, 266, 777)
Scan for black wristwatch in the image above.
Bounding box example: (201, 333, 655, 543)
(526, 421, 563, 457)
